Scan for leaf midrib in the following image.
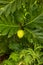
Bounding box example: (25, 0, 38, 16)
(0, 24, 19, 28)
(24, 12, 43, 26)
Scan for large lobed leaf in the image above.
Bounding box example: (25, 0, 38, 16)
(24, 12, 43, 43)
(0, 14, 19, 38)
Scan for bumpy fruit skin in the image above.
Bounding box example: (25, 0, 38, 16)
(17, 30, 24, 38)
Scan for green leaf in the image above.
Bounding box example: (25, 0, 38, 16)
(3, 60, 14, 65)
(9, 52, 19, 62)
(0, 14, 19, 37)
(24, 12, 43, 43)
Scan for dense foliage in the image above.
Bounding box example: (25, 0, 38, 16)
(0, 0, 43, 65)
